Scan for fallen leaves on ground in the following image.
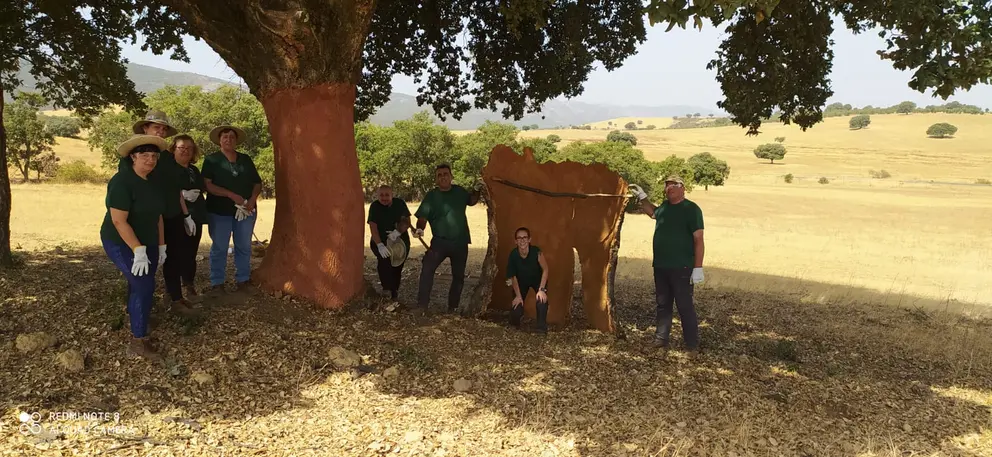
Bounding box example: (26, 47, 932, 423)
(1, 247, 991, 456)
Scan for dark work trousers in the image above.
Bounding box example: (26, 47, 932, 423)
(162, 215, 203, 301)
(510, 283, 548, 331)
(370, 240, 404, 299)
(653, 266, 699, 349)
(417, 238, 468, 310)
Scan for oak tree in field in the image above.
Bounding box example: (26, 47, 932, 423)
(645, 0, 992, 135)
(607, 130, 638, 146)
(624, 121, 638, 130)
(3, 92, 56, 182)
(896, 101, 917, 114)
(849, 114, 871, 130)
(1, 0, 186, 267)
(926, 123, 958, 138)
(754, 143, 786, 164)
(687, 152, 731, 190)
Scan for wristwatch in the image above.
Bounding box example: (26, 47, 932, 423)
(540, 287, 548, 292)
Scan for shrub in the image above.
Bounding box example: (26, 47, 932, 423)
(637, 119, 643, 124)
(44, 115, 82, 138)
(546, 134, 561, 143)
(606, 130, 637, 146)
(644, 125, 656, 130)
(753, 143, 787, 163)
(818, 177, 829, 184)
(52, 159, 106, 184)
(869, 169, 891, 179)
(976, 178, 991, 185)
(624, 121, 637, 130)
(849, 114, 871, 130)
(784, 173, 793, 183)
(927, 123, 958, 138)
(774, 136, 786, 143)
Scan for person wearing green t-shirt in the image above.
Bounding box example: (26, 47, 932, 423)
(413, 164, 482, 313)
(100, 134, 169, 363)
(630, 175, 705, 354)
(367, 185, 412, 300)
(506, 227, 550, 333)
(202, 125, 262, 293)
(161, 135, 207, 313)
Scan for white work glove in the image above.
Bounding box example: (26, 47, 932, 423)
(131, 246, 150, 277)
(387, 230, 401, 241)
(377, 243, 390, 258)
(184, 214, 196, 236)
(234, 204, 248, 222)
(691, 267, 704, 284)
(181, 189, 201, 202)
(413, 228, 424, 239)
(628, 184, 648, 201)
(158, 245, 168, 267)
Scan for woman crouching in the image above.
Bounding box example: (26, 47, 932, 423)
(506, 227, 550, 334)
(100, 134, 169, 362)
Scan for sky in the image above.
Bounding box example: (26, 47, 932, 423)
(121, 16, 992, 112)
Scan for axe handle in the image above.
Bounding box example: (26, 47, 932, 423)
(416, 236, 430, 250)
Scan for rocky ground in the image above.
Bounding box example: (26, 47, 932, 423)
(1, 246, 991, 456)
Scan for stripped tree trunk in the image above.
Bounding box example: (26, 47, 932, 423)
(0, 86, 12, 268)
(467, 182, 497, 317)
(606, 206, 628, 339)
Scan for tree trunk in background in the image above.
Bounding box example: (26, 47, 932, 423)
(254, 84, 366, 307)
(0, 87, 13, 267)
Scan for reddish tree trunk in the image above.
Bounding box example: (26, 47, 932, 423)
(0, 87, 12, 267)
(253, 83, 366, 307)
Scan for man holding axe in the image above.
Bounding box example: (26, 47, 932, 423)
(413, 164, 482, 314)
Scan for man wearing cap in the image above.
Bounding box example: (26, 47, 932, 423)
(629, 175, 705, 354)
(367, 185, 412, 301)
(202, 125, 262, 293)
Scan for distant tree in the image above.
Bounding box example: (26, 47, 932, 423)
(685, 113, 693, 118)
(687, 152, 730, 190)
(926, 122, 958, 138)
(608, 121, 613, 126)
(708, 113, 714, 118)
(529, 124, 540, 130)
(896, 101, 917, 114)
(3, 92, 57, 182)
(521, 125, 531, 131)
(546, 134, 561, 143)
(606, 130, 637, 145)
(753, 143, 787, 164)
(784, 173, 794, 183)
(624, 121, 637, 130)
(673, 116, 679, 120)
(818, 176, 830, 184)
(774, 136, 786, 143)
(693, 112, 701, 117)
(87, 110, 139, 171)
(637, 119, 643, 124)
(645, 125, 656, 130)
(43, 116, 82, 138)
(849, 114, 871, 130)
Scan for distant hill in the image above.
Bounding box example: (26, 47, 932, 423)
(8, 61, 718, 129)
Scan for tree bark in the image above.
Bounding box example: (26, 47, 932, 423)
(0, 87, 13, 267)
(253, 84, 366, 308)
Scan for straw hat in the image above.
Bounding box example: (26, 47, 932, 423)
(386, 237, 409, 267)
(209, 125, 247, 146)
(116, 134, 167, 158)
(131, 110, 178, 137)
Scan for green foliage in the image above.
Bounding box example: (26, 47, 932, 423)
(774, 136, 785, 143)
(606, 130, 638, 146)
(645, 1, 992, 135)
(896, 101, 917, 114)
(546, 134, 561, 143)
(823, 100, 984, 117)
(3, 91, 57, 182)
(869, 169, 891, 179)
(976, 178, 991, 185)
(687, 152, 731, 190)
(927, 123, 958, 138)
(849, 114, 871, 130)
(42, 116, 82, 138)
(550, 141, 692, 211)
(86, 111, 140, 171)
(666, 117, 733, 129)
(753, 143, 787, 164)
(645, 125, 656, 130)
(254, 146, 276, 198)
(784, 173, 794, 183)
(818, 176, 829, 184)
(53, 160, 107, 184)
(624, 121, 637, 130)
(637, 119, 643, 124)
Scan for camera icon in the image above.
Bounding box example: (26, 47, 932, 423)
(17, 412, 43, 435)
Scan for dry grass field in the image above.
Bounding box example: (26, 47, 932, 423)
(2, 113, 992, 456)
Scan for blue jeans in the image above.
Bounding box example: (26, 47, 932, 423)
(102, 239, 159, 338)
(207, 212, 256, 286)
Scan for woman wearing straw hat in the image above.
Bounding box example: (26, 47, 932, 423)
(161, 135, 207, 312)
(202, 125, 262, 293)
(117, 110, 178, 172)
(100, 134, 170, 362)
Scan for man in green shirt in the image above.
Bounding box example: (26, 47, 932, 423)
(367, 185, 412, 300)
(413, 164, 482, 313)
(630, 175, 705, 353)
(506, 227, 550, 333)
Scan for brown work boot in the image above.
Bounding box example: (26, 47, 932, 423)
(129, 337, 164, 363)
(185, 286, 203, 304)
(170, 299, 200, 317)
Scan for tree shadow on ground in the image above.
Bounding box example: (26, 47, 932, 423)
(0, 246, 989, 456)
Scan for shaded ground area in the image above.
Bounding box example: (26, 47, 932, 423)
(1, 246, 990, 456)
